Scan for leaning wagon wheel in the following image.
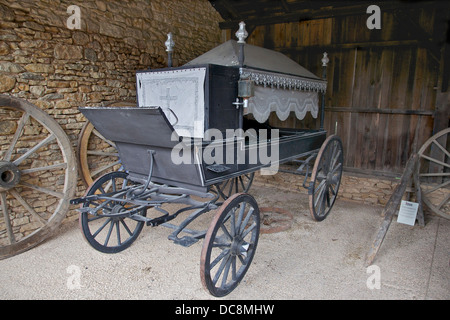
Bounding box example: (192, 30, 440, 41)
(214, 173, 255, 200)
(417, 127, 450, 219)
(77, 100, 135, 187)
(309, 135, 344, 221)
(0, 94, 77, 259)
(200, 193, 260, 297)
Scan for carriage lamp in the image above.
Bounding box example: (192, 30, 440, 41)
(234, 21, 253, 110)
(238, 78, 254, 109)
(165, 32, 175, 67)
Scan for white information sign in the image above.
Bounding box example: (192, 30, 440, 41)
(397, 200, 419, 226)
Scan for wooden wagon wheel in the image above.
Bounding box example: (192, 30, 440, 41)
(214, 172, 255, 200)
(0, 94, 77, 259)
(417, 127, 450, 219)
(77, 100, 134, 187)
(200, 193, 260, 297)
(309, 135, 344, 221)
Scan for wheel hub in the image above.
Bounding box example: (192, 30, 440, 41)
(0, 161, 21, 192)
(231, 237, 249, 257)
(109, 204, 127, 220)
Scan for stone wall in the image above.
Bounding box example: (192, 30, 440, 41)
(255, 169, 400, 207)
(0, 0, 222, 226)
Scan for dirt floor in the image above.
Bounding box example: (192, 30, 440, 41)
(0, 184, 448, 300)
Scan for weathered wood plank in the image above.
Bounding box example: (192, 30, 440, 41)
(366, 153, 418, 266)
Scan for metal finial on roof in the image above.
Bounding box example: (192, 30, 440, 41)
(321, 52, 329, 67)
(165, 33, 175, 67)
(235, 21, 248, 44)
(165, 32, 175, 52)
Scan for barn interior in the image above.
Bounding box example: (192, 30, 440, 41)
(0, 0, 448, 299)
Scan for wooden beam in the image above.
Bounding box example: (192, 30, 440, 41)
(277, 39, 423, 53)
(324, 107, 434, 116)
(217, 1, 446, 30)
(366, 153, 419, 266)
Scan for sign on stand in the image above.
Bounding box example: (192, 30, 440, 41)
(397, 200, 419, 226)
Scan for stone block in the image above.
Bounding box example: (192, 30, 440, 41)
(24, 63, 54, 73)
(54, 44, 84, 60)
(0, 74, 16, 91)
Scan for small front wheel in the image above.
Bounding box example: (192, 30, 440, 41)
(200, 193, 260, 297)
(79, 171, 146, 253)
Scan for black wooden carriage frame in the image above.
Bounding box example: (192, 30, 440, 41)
(71, 24, 344, 297)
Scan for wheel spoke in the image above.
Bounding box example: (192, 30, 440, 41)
(316, 189, 325, 216)
(420, 154, 450, 170)
(13, 134, 56, 166)
(92, 217, 112, 238)
(239, 207, 254, 235)
(422, 179, 450, 195)
(20, 162, 67, 175)
(231, 255, 237, 281)
(92, 129, 116, 148)
(314, 179, 326, 195)
(87, 151, 119, 157)
(437, 193, 450, 210)
(115, 221, 121, 246)
(18, 182, 64, 199)
(10, 189, 46, 225)
(4, 113, 29, 162)
(220, 222, 233, 240)
(241, 221, 257, 239)
(235, 201, 246, 234)
(120, 219, 133, 236)
(0, 192, 15, 244)
(91, 160, 121, 178)
(221, 255, 232, 288)
(103, 220, 114, 246)
(210, 248, 230, 270)
(420, 172, 450, 177)
(238, 176, 246, 191)
(213, 254, 230, 285)
(314, 180, 327, 207)
(431, 139, 450, 159)
(215, 173, 255, 200)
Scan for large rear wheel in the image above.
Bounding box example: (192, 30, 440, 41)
(200, 193, 260, 297)
(309, 135, 343, 221)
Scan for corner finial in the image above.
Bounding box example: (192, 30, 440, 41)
(165, 32, 175, 67)
(235, 21, 248, 44)
(321, 52, 329, 67)
(165, 32, 175, 52)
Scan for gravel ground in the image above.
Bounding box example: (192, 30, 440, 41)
(0, 184, 448, 300)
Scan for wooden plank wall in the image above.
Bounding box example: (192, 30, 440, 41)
(223, 8, 443, 176)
